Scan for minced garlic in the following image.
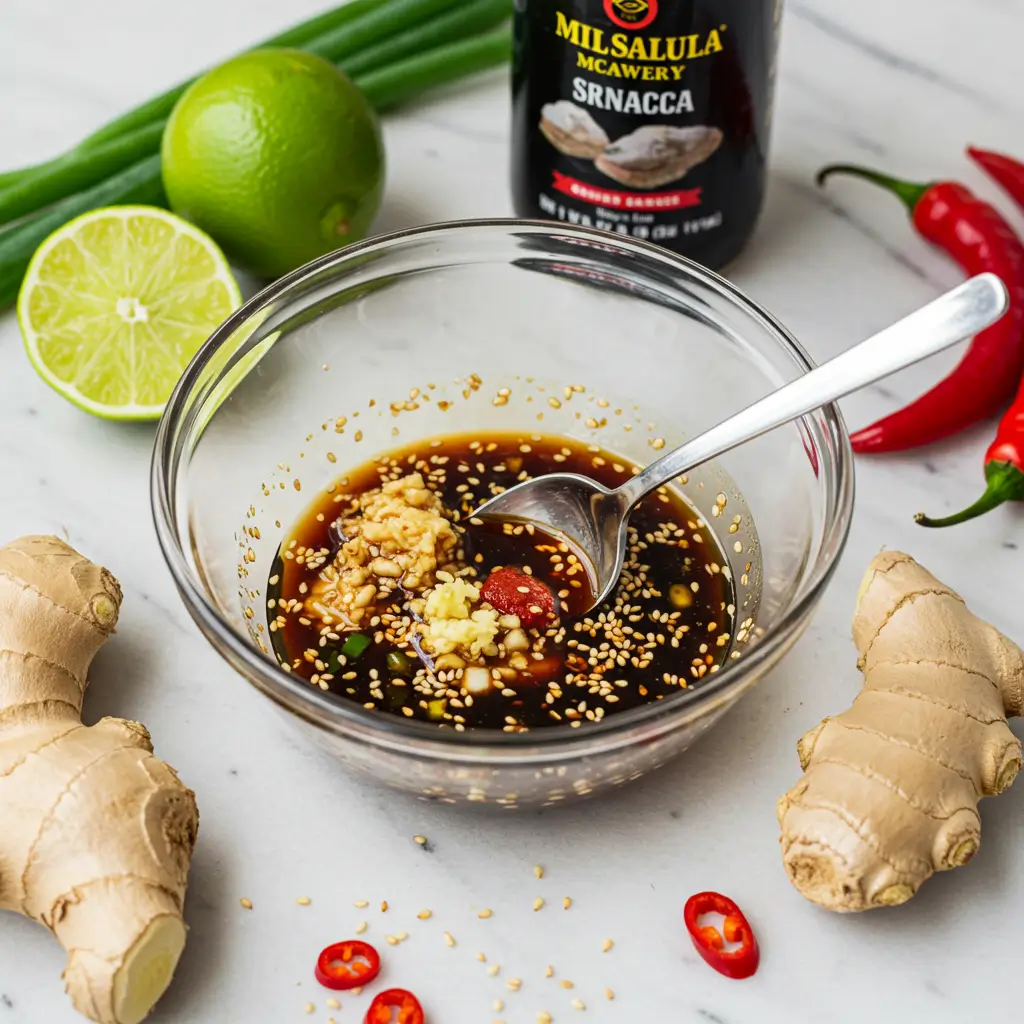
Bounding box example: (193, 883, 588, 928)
(424, 575, 479, 619)
(308, 473, 457, 627)
(421, 575, 498, 657)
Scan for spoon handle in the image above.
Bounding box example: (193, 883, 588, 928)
(619, 272, 1009, 507)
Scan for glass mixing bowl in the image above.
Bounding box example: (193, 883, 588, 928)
(152, 220, 853, 808)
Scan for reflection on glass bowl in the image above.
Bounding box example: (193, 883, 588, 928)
(152, 220, 853, 809)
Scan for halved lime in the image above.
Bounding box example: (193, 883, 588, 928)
(17, 205, 241, 420)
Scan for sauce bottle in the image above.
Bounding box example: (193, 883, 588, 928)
(511, 0, 781, 269)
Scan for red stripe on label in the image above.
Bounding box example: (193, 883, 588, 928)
(552, 171, 702, 210)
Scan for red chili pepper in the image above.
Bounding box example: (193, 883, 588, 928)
(818, 163, 1024, 453)
(683, 891, 759, 980)
(314, 940, 381, 991)
(968, 146, 1024, 209)
(480, 567, 556, 627)
(909, 146, 1024, 526)
(916, 370, 1024, 526)
(364, 988, 424, 1024)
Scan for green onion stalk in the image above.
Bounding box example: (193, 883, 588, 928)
(0, 26, 511, 309)
(0, 0, 507, 191)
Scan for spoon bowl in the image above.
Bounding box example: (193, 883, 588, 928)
(476, 474, 629, 602)
(474, 273, 1009, 613)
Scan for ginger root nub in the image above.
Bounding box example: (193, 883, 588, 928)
(778, 550, 1024, 912)
(0, 536, 198, 1022)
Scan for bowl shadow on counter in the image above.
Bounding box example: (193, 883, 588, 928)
(397, 649, 1024, 934)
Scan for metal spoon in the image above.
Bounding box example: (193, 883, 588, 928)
(472, 273, 1008, 613)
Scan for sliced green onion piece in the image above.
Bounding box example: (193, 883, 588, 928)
(386, 651, 414, 675)
(342, 633, 372, 659)
(387, 684, 410, 709)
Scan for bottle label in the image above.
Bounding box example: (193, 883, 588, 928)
(513, 0, 778, 262)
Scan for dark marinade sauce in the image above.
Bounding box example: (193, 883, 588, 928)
(269, 432, 734, 732)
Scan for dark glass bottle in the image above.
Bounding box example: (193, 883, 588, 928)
(511, 0, 781, 269)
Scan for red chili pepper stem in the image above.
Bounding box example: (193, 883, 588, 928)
(816, 164, 933, 215)
(916, 461, 1024, 527)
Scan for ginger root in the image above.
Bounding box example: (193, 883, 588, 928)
(778, 551, 1024, 911)
(0, 536, 198, 1022)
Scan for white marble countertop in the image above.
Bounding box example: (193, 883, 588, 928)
(2, 1, 1023, 1021)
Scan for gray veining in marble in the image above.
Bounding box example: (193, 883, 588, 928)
(1, 1, 1023, 1021)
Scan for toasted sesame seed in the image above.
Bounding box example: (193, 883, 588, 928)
(563, 897, 572, 910)
(602, 938, 614, 952)
(239, 897, 252, 910)
(386, 935, 399, 946)
(487, 964, 501, 977)
(414, 835, 428, 846)
(545, 965, 554, 978)
(494, 998, 505, 1011)
(417, 909, 433, 920)
(326, 999, 340, 1010)
(304, 1003, 315, 1014)
(354, 900, 369, 908)
(605, 988, 615, 1000)
(296, 896, 311, 906)
(560, 979, 574, 989)
(477, 951, 487, 962)
(533, 897, 545, 911)
(479, 908, 494, 919)
(355, 921, 368, 934)
(534, 865, 544, 878)
(507, 978, 522, 991)
(381, 900, 389, 912)
(444, 932, 456, 947)
(571, 998, 585, 1010)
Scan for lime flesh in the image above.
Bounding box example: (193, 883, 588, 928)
(17, 205, 241, 420)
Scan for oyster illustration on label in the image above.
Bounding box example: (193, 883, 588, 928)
(539, 100, 610, 159)
(595, 124, 724, 189)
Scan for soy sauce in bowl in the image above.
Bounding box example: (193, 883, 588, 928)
(268, 432, 734, 732)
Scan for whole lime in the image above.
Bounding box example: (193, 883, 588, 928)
(161, 49, 384, 278)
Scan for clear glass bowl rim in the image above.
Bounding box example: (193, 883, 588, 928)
(151, 218, 855, 752)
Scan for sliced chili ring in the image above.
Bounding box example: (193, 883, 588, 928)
(683, 891, 759, 980)
(364, 988, 425, 1024)
(314, 940, 381, 990)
